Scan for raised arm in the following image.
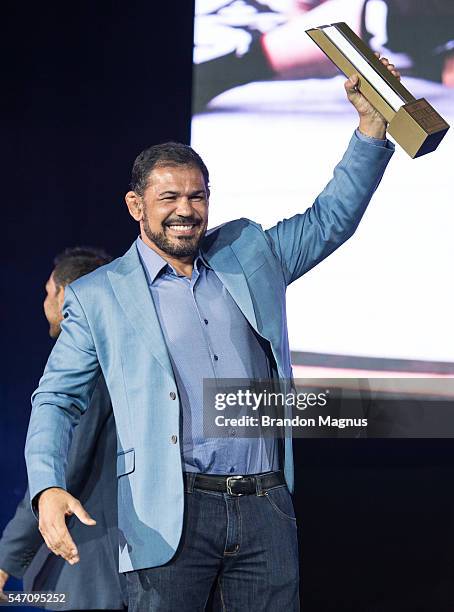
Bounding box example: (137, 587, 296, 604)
(265, 57, 399, 285)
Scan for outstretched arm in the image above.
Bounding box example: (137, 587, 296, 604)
(265, 56, 399, 285)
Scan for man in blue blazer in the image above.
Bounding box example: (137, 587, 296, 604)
(25, 65, 398, 611)
(0, 248, 127, 611)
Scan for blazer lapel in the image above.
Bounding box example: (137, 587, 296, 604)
(107, 243, 174, 379)
(108, 238, 259, 376)
(202, 243, 258, 332)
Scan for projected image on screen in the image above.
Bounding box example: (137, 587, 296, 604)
(191, 0, 454, 369)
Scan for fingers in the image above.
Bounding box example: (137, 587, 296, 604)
(0, 568, 9, 592)
(71, 499, 97, 526)
(374, 51, 401, 80)
(38, 489, 96, 564)
(345, 73, 359, 93)
(344, 74, 362, 103)
(41, 514, 80, 564)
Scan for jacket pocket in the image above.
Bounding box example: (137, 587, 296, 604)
(116, 448, 135, 477)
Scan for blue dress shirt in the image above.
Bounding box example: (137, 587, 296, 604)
(136, 237, 280, 475)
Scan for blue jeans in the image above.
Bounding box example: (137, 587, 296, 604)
(126, 473, 300, 611)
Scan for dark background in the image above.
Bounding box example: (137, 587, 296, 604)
(2, 2, 454, 610)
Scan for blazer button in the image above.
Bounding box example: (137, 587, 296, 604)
(171, 435, 178, 444)
(170, 391, 176, 400)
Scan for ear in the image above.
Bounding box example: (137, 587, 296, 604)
(125, 191, 143, 221)
(56, 285, 66, 311)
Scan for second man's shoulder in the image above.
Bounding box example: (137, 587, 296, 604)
(69, 257, 119, 293)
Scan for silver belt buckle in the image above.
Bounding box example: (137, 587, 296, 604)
(226, 475, 244, 496)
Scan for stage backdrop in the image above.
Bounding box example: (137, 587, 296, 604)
(191, 0, 454, 367)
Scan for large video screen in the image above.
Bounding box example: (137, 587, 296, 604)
(191, 0, 454, 365)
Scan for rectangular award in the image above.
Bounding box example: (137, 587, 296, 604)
(306, 22, 450, 158)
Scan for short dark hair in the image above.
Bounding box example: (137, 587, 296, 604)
(130, 142, 210, 196)
(53, 247, 112, 289)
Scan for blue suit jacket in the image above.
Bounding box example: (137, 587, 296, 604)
(1, 377, 127, 610)
(25, 134, 394, 573)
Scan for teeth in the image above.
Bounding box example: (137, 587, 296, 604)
(169, 225, 194, 231)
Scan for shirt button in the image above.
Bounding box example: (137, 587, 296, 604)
(170, 391, 176, 400)
(171, 435, 178, 444)
(213, 355, 219, 361)
(204, 319, 208, 324)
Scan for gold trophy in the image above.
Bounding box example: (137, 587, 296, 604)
(306, 22, 450, 158)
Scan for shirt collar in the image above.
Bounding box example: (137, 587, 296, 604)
(136, 237, 211, 284)
(198, 250, 212, 270)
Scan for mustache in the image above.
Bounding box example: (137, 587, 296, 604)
(164, 217, 201, 226)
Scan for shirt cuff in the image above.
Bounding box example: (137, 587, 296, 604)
(354, 128, 390, 148)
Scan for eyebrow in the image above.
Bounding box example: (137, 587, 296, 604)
(158, 190, 206, 197)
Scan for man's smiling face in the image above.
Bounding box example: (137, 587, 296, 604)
(132, 164, 209, 260)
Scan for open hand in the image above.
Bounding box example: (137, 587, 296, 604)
(38, 488, 96, 564)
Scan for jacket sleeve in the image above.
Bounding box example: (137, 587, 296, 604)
(0, 489, 44, 578)
(264, 131, 394, 286)
(25, 285, 101, 510)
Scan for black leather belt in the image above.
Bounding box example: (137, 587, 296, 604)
(184, 471, 285, 496)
